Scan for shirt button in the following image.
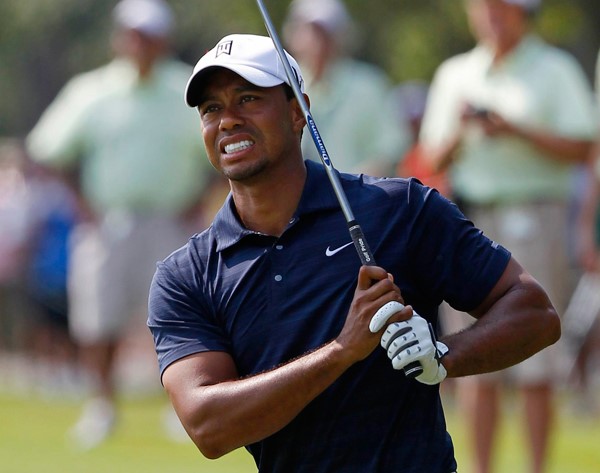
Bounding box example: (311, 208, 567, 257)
(275, 245, 283, 250)
(274, 275, 283, 282)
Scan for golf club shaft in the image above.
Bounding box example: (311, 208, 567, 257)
(255, 0, 374, 266)
(255, 0, 422, 378)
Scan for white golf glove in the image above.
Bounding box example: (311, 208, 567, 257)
(380, 313, 449, 385)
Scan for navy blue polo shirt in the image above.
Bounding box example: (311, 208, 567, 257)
(148, 159, 510, 473)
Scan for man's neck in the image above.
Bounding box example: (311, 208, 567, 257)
(232, 160, 307, 237)
(489, 30, 527, 64)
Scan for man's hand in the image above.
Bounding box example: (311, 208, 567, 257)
(335, 266, 409, 364)
(380, 315, 449, 385)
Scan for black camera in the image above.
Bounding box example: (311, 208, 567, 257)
(468, 106, 490, 119)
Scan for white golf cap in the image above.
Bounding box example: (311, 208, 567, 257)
(113, 0, 174, 38)
(185, 34, 305, 108)
(501, 0, 541, 11)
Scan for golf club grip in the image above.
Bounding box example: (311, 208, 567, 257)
(349, 222, 423, 378)
(348, 222, 375, 266)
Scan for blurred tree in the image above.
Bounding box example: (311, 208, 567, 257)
(0, 0, 597, 138)
(0, 0, 114, 136)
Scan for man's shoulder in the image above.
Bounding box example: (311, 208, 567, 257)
(157, 58, 194, 88)
(56, 60, 131, 108)
(343, 171, 414, 192)
(341, 172, 429, 209)
(531, 39, 587, 73)
(334, 58, 392, 90)
(160, 57, 193, 75)
(64, 61, 121, 89)
(158, 229, 214, 274)
(435, 48, 478, 77)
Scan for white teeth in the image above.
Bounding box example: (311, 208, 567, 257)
(224, 140, 254, 154)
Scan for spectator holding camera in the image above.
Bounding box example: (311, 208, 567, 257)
(419, 1, 597, 472)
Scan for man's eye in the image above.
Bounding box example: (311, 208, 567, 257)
(200, 104, 219, 115)
(240, 95, 258, 104)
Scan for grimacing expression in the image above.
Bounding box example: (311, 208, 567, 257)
(197, 69, 305, 182)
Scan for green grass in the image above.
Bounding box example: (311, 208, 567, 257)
(0, 393, 255, 473)
(1, 390, 598, 473)
(444, 392, 600, 473)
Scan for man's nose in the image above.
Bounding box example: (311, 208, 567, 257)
(219, 105, 244, 130)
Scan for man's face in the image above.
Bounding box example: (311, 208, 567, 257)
(112, 28, 167, 68)
(285, 22, 334, 78)
(197, 69, 305, 182)
(466, 0, 528, 47)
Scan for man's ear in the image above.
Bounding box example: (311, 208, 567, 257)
(302, 93, 310, 110)
(291, 93, 310, 132)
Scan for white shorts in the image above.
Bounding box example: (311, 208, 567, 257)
(68, 211, 191, 344)
(441, 200, 575, 384)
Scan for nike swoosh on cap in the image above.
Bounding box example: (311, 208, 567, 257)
(325, 242, 353, 257)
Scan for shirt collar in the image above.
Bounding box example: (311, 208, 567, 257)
(475, 34, 541, 74)
(212, 160, 341, 252)
(110, 57, 170, 88)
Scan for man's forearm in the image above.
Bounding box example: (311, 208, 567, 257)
(165, 265, 408, 458)
(184, 340, 355, 458)
(509, 124, 594, 164)
(441, 278, 560, 378)
(423, 132, 463, 174)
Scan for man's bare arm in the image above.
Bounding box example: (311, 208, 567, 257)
(162, 265, 410, 459)
(482, 113, 594, 164)
(423, 111, 594, 173)
(441, 257, 561, 378)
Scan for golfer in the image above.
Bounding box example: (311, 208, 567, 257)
(148, 34, 560, 472)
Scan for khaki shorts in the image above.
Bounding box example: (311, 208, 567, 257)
(441, 201, 575, 384)
(68, 211, 191, 344)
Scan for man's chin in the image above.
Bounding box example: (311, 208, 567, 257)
(223, 160, 268, 182)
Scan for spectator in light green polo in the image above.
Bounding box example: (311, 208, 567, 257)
(568, 47, 600, 421)
(418, 1, 597, 473)
(282, 0, 410, 177)
(26, 0, 214, 450)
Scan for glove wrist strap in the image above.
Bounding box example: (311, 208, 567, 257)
(436, 341, 449, 360)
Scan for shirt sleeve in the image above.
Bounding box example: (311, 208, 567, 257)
(147, 254, 230, 380)
(405, 180, 511, 312)
(26, 76, 95, 168)
(419, 57, 466, 151)
(546, 52, 598, 139)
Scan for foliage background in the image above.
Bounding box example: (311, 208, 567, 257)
(0, 0, 598, 138)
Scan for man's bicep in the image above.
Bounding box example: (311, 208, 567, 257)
(164, 351, 238, 390)
(468, 256, 529, 319)
(163, 351, 239, 405)
(162, 352, 239, 447)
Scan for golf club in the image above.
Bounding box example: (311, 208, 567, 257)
(255, 0, 424, 378)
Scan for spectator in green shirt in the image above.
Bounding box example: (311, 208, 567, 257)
(26, 0, 214, 449)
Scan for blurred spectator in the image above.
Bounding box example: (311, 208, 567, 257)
(419, 1, 598, 472)
(393, 81, 451, 197)
(0, 139, 33, 357)
(0, 139, 80, 395)
(567, 157, 600, 417)
(0, 138, 79, 398)
(21, 141, 81, 397)
(282, 0, 410, 176)
(26, 0, 213, 449)
(567, 49, 600, 416)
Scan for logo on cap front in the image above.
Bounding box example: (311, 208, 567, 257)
(216, 40, 233, 57)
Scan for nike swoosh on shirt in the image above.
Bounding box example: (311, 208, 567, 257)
(325, 242, 354, 257)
